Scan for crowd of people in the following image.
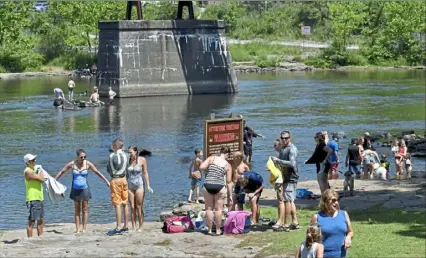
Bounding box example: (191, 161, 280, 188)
(23, 125, 414, 257)
(23, 139, 152, 237)
(53, 78, 117, 105)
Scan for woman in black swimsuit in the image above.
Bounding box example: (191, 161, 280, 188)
(199, 146, 233, 236)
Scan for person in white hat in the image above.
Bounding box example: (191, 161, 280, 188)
(23, 154, 46, 237)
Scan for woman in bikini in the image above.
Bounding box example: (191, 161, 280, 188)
(55, 149, 110, 233)
(127, 146, 153, 231)
(199, 146, 233, 236)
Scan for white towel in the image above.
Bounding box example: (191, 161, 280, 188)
(36, 165, 67, 204)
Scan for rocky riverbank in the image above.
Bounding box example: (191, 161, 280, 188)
(0, 71, 70, 80)
(1, 178, 424, 257)
(233, 61, 425, 74)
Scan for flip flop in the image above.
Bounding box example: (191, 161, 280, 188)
(107, 229, 121, 236)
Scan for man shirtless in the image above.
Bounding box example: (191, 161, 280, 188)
(89, 88, 100, 103)
(68, 77, 75, 101)
(231, 151, 250, 211)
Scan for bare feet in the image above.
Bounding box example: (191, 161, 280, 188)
(74, 230, 81, 234)
(82, 229, 86, 233)
(136, 228, 142, 232)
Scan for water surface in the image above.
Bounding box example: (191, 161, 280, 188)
(0, 70, 424, 230)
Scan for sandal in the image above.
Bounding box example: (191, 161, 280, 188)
(289, 224, 301, 230)
(273, 226, 290, 232)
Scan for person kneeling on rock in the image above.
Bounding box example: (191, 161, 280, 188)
(238, 171, 264, 225)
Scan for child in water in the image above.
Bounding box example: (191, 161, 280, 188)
(380, 154, 390, 180)
(405, 153, 412, 179)
(296, 224, 324, 258)
(188, 148, 203, 203)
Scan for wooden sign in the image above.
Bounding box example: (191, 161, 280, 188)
(204, 116, 244, 162)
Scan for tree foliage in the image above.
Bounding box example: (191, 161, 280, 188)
(0, 0, 424, 72)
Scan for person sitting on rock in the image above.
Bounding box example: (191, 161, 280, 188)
(89, 87, 100, 104)
(239, 171, 264, 225)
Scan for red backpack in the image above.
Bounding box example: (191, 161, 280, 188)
(162, 216, 194, 233)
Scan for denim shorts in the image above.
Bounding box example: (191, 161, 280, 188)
(191, 177, 202, 187)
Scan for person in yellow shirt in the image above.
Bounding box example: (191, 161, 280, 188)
(23, 154, 45, 237)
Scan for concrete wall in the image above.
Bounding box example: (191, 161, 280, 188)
(97, 20, 238, 98)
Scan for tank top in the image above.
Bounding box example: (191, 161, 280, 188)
(396, 147, 406, 161)
(205, 157, 227, 186)
(127, 161, 144, 188)
(72, 160, 89, 190)
(317, 210, 347, 258)
(300, 242, 319, 258)
(24, 167, 44, 202)
(347, 145, 361, 165)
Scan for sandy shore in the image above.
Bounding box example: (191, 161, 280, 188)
(1, 178, 424, 257)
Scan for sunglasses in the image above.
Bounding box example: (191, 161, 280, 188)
(330, 198, 338, 203)
(80, 156, 86, 159)
(281, 137, 290, 140)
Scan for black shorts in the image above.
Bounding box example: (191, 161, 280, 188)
(237, 190, 262, 205)
(244, 145, 253, 157)
(70, 187, 92, 201)
(27, 201, 44, 221)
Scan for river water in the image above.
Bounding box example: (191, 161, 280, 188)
(0, 70, 424, 230)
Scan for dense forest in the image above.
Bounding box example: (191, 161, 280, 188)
(0, 0, 425, 72)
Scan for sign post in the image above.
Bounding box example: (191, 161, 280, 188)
(301, 26, 311, 53)
(204, 114, 244, 163)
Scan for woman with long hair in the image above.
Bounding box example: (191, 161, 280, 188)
(127, 146, 153, 231)
(55, 149, 110, 233)
(305, 132, 332, 194)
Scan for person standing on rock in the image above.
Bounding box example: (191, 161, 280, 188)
(23, 154, 46, 238)
(242, 118, 264, 164)
(127, 146, 153, 232)
(107, 139, 130, 235)
(188, 148, 203, 203)
(68, 76, 75, 101)
(199, 146, 233, 236)
(271, 130, 300, 232)
(55, 149, 110, 233)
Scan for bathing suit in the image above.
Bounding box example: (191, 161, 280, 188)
(127, 162, 144, 191)
(70, 160, 92, 201)
(204, 158, 227, 194)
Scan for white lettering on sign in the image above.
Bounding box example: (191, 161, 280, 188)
(301, 26, 311, 35)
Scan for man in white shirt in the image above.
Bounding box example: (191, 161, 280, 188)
(108, 87, 117, 105)
(53, 88, 65, 99)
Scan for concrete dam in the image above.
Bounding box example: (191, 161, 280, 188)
(96, 20, 239, 98)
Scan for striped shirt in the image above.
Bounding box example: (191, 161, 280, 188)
(205, 160, 227, 186)
(107, 149, 128, 178)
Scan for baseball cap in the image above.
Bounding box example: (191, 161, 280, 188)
(364, 132, 370, 136)
(24, 154, 37, 163)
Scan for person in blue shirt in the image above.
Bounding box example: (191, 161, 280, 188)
(239, 171, 264, 225)
(327, 137, 340, 180)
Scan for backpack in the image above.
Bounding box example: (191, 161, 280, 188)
(224, 211, 252, 235)
(162, 216, 194, 234)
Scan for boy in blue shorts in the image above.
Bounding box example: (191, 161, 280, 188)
(188, 148, 203, 203)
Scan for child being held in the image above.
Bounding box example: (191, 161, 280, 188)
(380, 154, 390, 180)
(405, 153, 412, 179)
(188, 148, 203, 203)
(296, 224, 324, 258)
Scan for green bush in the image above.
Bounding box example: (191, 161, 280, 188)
(48, 52, 96, 70)
(0, 65, 7, 73)
(0, 49, 44, 73)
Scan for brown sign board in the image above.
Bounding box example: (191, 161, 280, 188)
(204, 117, 244, 162)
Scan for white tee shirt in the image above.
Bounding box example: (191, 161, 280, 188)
(108, 90, 116, 100)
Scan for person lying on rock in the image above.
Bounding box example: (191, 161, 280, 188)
(238, 171, 264, 225)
